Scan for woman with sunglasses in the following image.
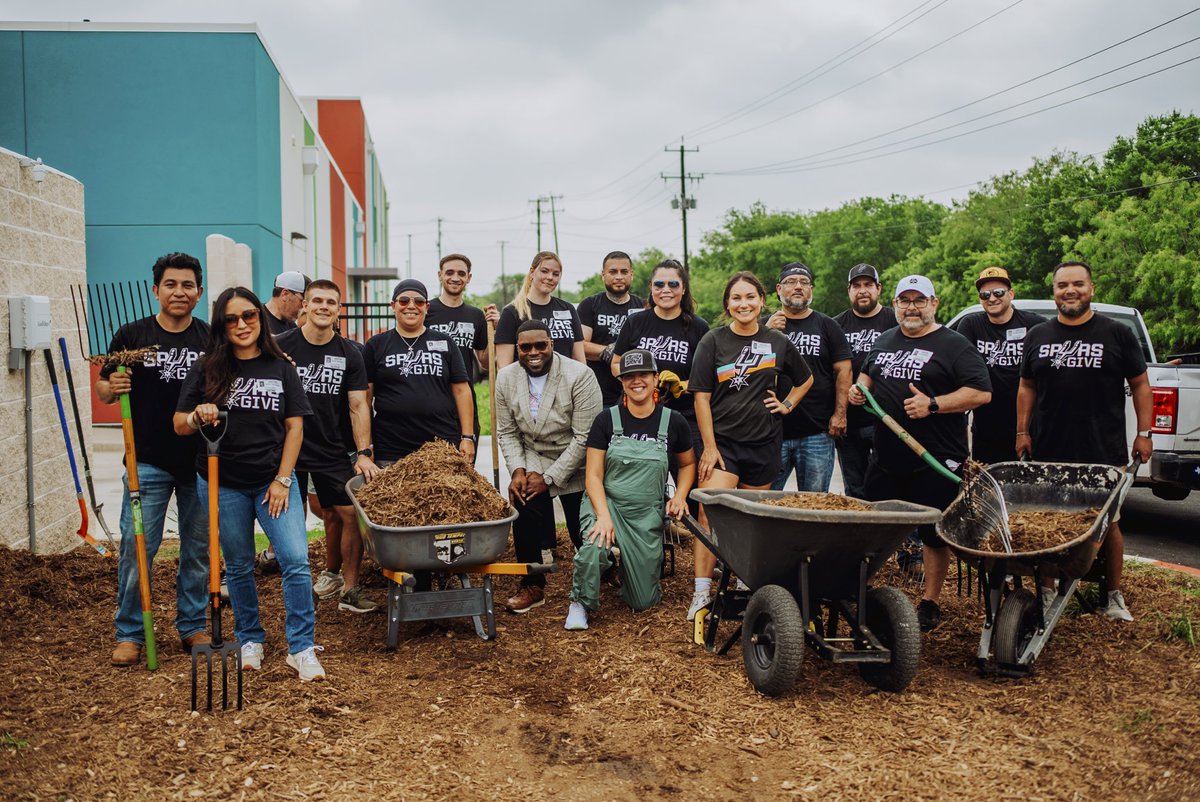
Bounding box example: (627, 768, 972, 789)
(361, 279, 475, 464)
(495, 250, 586, 369)
(174, 287, 324, 682)
(688, 271, 813, 620)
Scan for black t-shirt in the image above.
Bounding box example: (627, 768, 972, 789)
(613, 310, 710, 420)
(1021, 314, 1147, 466)
(585, 405, 694, 454)
(950, 308, 1044, 445)
(862, 326, 991, 473)
(690, 326, 813, 444)
(578, 292, 645, 406)
(362, 328, 469, 461)
(275, 328, 369, 471)
(265, 309, 296, 336)
(767, 311, 852, 439)
(176, 354, 312, 489)
(833, 307, 898, 429)
(100, 315, 210, 480)
(426, 299, 487, 384)
(495, 298, 583, 359)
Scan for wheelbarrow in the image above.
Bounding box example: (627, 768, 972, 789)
(346, 475, 557, 649)
(681, 489, 943, 696)
(937, 460, 1136, 677)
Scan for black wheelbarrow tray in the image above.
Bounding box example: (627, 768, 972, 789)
(936, 461, 1135, 677)
(346, 475, 557, 649)
(680, 488, 942, 696)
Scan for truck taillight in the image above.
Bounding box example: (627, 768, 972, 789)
(1151, 387, 1177, 434)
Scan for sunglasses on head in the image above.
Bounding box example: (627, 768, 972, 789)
(653, 279, 682, 289)
(518, 341, 552, 353)
(978, 288, 1008, 300)
(394, 296, 428, 307)
(223, 308, 260, 327)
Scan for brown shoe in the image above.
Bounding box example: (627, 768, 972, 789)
(505, 585, 545, 614)
(111, 641, 142, 667)
(181, 633, 211, 654)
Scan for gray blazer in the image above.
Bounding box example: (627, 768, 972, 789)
(494, 355, 602, 496)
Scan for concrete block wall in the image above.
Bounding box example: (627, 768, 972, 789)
(0, 146, 93, 553)
(205, 233, 254, 296)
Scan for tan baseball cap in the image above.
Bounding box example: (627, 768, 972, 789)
(975, 266, 1011, 289)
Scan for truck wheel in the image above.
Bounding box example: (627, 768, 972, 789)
(993, 588, 1038, 666)
(742, 585, 805, 697)
(1151, 485, 1190, 501)
(858, 586, 921, 692)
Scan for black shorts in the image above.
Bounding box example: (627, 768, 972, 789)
(714, 434, 782, 487)
(297, 462, 355, 509)
(864, 459, 962, 547)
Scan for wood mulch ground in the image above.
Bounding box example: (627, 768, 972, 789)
(1, 533, 1197, 801)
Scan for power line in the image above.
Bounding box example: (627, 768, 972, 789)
(662, 144, 703, 270)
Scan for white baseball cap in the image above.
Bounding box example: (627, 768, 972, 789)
(274, 271, 307, 293)
(895, 274, 935, 299)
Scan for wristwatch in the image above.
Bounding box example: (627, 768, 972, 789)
(357, 447, 374, 458)
(928, 396, 940, 414)
(274, 475, 293, 488)
(781, 398, 793, 410)
(460, 434, 478, 444)
(1136, 430, 1152, 438)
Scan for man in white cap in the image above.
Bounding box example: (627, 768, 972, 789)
(848, 274, 991, 632)
(265, 270, 310, 336)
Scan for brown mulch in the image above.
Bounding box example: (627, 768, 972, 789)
(354, 440, 509, 528)
(763, 493, 875, 512)
(982, 508, 1101, 553)
(87, 346, 158, 367)
(1, 535, 1198, 801)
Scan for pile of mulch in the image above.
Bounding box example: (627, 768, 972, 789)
(1, 534, 1198, 800)
(354, 440, 509, 527)
(982, 508, 1100, 553)
(763, 493, 874, 512)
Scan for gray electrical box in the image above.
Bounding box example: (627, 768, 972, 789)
(9, 295, 52, 350)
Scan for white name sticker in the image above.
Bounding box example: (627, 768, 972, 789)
(325, 355, 347, 370)
(552, 310, 572, 320)
(1006, 327, 1027, 341)
(627, 307, 643, 316)
(751, 340, 772, 355)
(427, 340, 449, 352)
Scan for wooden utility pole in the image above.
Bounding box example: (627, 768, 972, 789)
(661, 144, 702, 270)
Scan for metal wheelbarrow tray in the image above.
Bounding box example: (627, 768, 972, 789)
(682, 489, 943, 696)
(347, 475, 553, 648)
(937, 461, 1135, 677)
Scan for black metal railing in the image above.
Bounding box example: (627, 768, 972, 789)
(339, 302, 394, 343)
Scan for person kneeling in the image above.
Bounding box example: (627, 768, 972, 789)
(566, 350, 696, 630)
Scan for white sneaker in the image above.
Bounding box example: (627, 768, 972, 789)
(687, 590, 711, 622)
(1104, 590, 1134, 622)
(564, 601, 589, 631)
(540, 548, 555, 565)
(241, 641, 264, 671)
(286, 646, 327, 682)
(313, 570, 344, 600)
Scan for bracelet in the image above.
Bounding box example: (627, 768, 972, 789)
(1016, 431, 1029, 436)
(187, 411, 199, 430)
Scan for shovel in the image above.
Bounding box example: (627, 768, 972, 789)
(192, 412, 243, 712)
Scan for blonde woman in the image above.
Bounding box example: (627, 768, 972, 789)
(494, 251, 586, 369)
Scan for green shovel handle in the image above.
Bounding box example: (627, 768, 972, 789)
(854, 381, 960, 485)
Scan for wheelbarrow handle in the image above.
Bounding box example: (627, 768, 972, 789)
(854, 382, 960, 485)
(198, 411, 229, 454)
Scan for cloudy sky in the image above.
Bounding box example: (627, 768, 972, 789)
(8, 1, 1199, 291)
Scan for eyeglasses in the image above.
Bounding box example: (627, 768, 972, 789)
(518, 341, 552, 353)
(978, 288, 1008, 300)
(780, 278, 812, 288)
(223, 308, 260, 327)
(394, 296, 428, 308)
(894, 297, 931, 309)
(653, 280, 682, 289)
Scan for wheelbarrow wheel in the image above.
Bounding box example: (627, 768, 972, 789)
(742, 585, 805, 697)
(993, 587, 1037, 665)
(858, 586, 920, 693)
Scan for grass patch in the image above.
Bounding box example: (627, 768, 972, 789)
(1160, 610, 1197, 646)
(155, 528, 325, 562)
(1, 732, 28, 750)
(474, 381, 492, 436)
(1117, 708, 1156, 733)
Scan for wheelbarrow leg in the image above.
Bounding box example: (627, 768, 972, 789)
(386, 577, 402, 652)
(484, 575, 497, 639)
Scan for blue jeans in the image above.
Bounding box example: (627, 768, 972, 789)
(772, 433, 836, 492)
(116, 463, 208, 644)
(196, 474, 315, 654)
(835, 425, 875, 499)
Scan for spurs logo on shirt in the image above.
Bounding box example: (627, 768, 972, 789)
(296, 357, 346, 395)
(142, 347, 203, 381)
(225, 377, 284, 410)
(845, 329, 884, 354)
(428, 321, 475, 347)
(977, 339, 1024, 367)
(717, 345, 776, 391)
(875, 348, 934, 381)
(1041, 340, 1105, 369)
(786, 332, 822, 356)
(639, 335, 689, 360)
(596, 312, 628, 339)
(384, 350, 445, 376)
(546, 312, 576, 340)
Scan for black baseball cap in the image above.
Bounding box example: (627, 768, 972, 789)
(391, 278, 428, 301)
(847, 263, 880, 284)
(617, 349, 658, 377)
(778, 263, 813, 283)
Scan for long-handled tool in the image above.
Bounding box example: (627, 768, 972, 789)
(57, 337, 117, 549)
(487, 321, 500, 491)
(192, 412, 242, 712)
(117, 364, 158, 670)
(856, 381, 1014, 553)
(43, 348, 111, 557)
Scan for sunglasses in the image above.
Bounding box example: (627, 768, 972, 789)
(978, 288, 1008, 300)
(653, 280, 682, 289)
(518, 341, 552, 353)
(394, 296, 428, 307)
(223, 308, 260, 328)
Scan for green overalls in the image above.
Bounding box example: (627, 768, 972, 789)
(571, 406, 670, 612)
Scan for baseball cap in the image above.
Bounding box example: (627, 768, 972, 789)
(895, 274, 936, 299)
(274, 271, 306, 293)
(391, 278, 429, 301)
(975, 266, 1011, 289)
(778, 263, 813, 283)
(847, 263, 880, 284)
(617, 349, 658, 377)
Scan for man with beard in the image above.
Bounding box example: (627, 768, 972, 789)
(494, 320, 602, 613)
(1018, 261, 1152, 622)
(833, 264, 897, 498)
(849, 275, 991, 632)
(764, 263, 852, 492)
(264, 271, 310, 336)
(578, 251, 645, 407)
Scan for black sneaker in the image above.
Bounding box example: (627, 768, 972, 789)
(917, 599, 942, 632)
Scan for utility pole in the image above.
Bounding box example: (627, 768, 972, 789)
(548, 195, 561, 254)
(497, 239, 509, 307)
(530, 195, 563, 253)
(406, 233, 413, 279)
(436, 216, 443, 261)
(530, 198, 543, 251)
(661, 143, 703, 270)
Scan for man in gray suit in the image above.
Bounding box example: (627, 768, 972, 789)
(495, 319, 602, 613)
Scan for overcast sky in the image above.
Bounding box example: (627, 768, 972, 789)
(8, 1, 1199, 291)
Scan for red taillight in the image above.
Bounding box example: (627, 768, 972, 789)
(1151, 387, 1178, 434)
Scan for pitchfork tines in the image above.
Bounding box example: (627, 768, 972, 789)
(963, 461, 1014, 554)
(191, 634, 243, 712)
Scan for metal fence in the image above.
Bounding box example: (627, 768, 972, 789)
(339, 302, 394, 343)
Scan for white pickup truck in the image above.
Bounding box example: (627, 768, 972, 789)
(948, 300, 1200, 500)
